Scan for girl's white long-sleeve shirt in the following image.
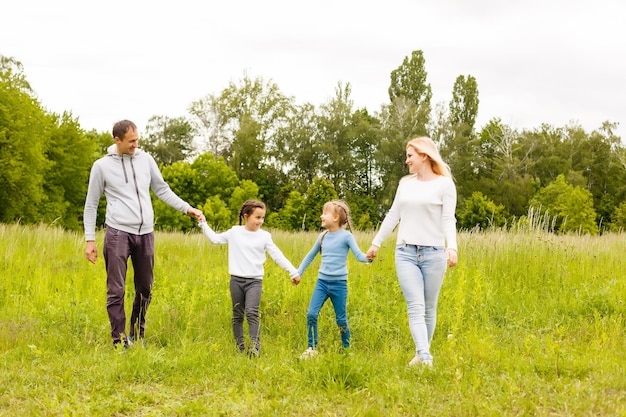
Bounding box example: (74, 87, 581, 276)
(372, 174, 458, 251)
(199, 222, 298, 279)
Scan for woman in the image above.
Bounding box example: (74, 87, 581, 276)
(366, 136, 458, 366)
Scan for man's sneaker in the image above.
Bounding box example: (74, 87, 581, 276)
(113, 338, 132, 351)
(300, 347, 318, 359)
(129, 333, 144, 343)
(409, 353, 433, 367)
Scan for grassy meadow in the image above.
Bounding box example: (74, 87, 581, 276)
(0, 223, 625, 416)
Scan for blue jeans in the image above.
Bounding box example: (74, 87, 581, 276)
(306, 279, 350, 348)
(395, 244, 447, 356)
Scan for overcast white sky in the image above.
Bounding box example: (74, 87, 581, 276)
(2, 0, 625, 139)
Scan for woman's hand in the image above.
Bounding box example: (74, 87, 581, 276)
(446, 248, 458, 268)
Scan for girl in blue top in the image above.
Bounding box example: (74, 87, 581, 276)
(297, 200, 370, 358)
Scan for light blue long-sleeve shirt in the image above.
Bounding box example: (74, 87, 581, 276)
(297, 229, 370, 281)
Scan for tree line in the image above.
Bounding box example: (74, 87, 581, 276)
(2, 51, 625, 235)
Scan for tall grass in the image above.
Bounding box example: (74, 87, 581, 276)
(0, 223, 624, 416)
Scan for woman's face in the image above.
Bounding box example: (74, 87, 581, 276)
(405, 147, 427, 174)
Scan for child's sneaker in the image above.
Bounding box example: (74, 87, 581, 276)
(299, 347, 318, 359)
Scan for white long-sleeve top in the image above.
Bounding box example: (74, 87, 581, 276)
(199, 222, 298, 279)
(372, 174, 458, 251)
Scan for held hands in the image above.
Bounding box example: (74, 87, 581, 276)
(291, 275, 301, 286)
(366, 245, 379, 262)
(187, 207, 206, 223)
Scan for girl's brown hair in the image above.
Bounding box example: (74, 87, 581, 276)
(319, 200, 355, 253)
(239, 200, 266, 225)
(323, 200, 355, 232)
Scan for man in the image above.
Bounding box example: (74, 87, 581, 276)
(84, 119, 204, 348)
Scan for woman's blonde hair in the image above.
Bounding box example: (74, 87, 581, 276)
(406, 136, 452, 178)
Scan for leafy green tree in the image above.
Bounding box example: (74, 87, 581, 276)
(428, 102, 453, 151)
(41, 112, 95, 230)
(273, 103, 322, 191)
(529, 174, 598, 234)
(226, 113, 263, 180)
(206, 75, 294, 180)
(472, 120, 538, 217)
(191, 152, 240, 203)
(0, 55, 32, 93)
(517, 125, 571, 187)
(566, 123, 626, 225)
(153, 162, 198, 232)
(202, 195, 232, 230)
(449, 74, 479, 135)
(457, 191, 508, 230)
(270, 190, 306, 231)
(388, 50, 432, 127)
(316, 83, 359, 197)
(349, 108, 382, 198)
(0, 56, 49, 223)
(609, 201, 626, 232)
(159, 161, 204, 208)
(250, 165, 291, 213)
(84, 129, 114, 158)
(142, 115, 195, 166)
(153, 153, 251, 232)
(188, 93, 230, 157)
(302, 178, 338, 231)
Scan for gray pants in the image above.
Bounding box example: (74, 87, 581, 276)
(103, 227, 154, 342)
(230, 275, 262, 351)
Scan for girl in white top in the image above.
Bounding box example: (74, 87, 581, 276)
(367, 137, 458, 367)
(199, 200, 300, 356)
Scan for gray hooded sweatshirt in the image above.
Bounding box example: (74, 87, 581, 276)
(83, 144, 191, 241)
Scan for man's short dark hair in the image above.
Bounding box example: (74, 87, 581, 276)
(112, 120, 137, 140)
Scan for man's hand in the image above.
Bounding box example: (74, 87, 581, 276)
(291, 275, 301, 286)
(85, 241, 98, 264)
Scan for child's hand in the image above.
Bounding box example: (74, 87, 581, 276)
(291, 275, 301, 286)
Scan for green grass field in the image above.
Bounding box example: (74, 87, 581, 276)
(1, 223, 624, 416)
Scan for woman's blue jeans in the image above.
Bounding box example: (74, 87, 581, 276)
(306, 279, 350, 348)
(395, 244, 447, 355)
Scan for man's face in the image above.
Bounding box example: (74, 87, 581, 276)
(115, 128, 139, 155)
